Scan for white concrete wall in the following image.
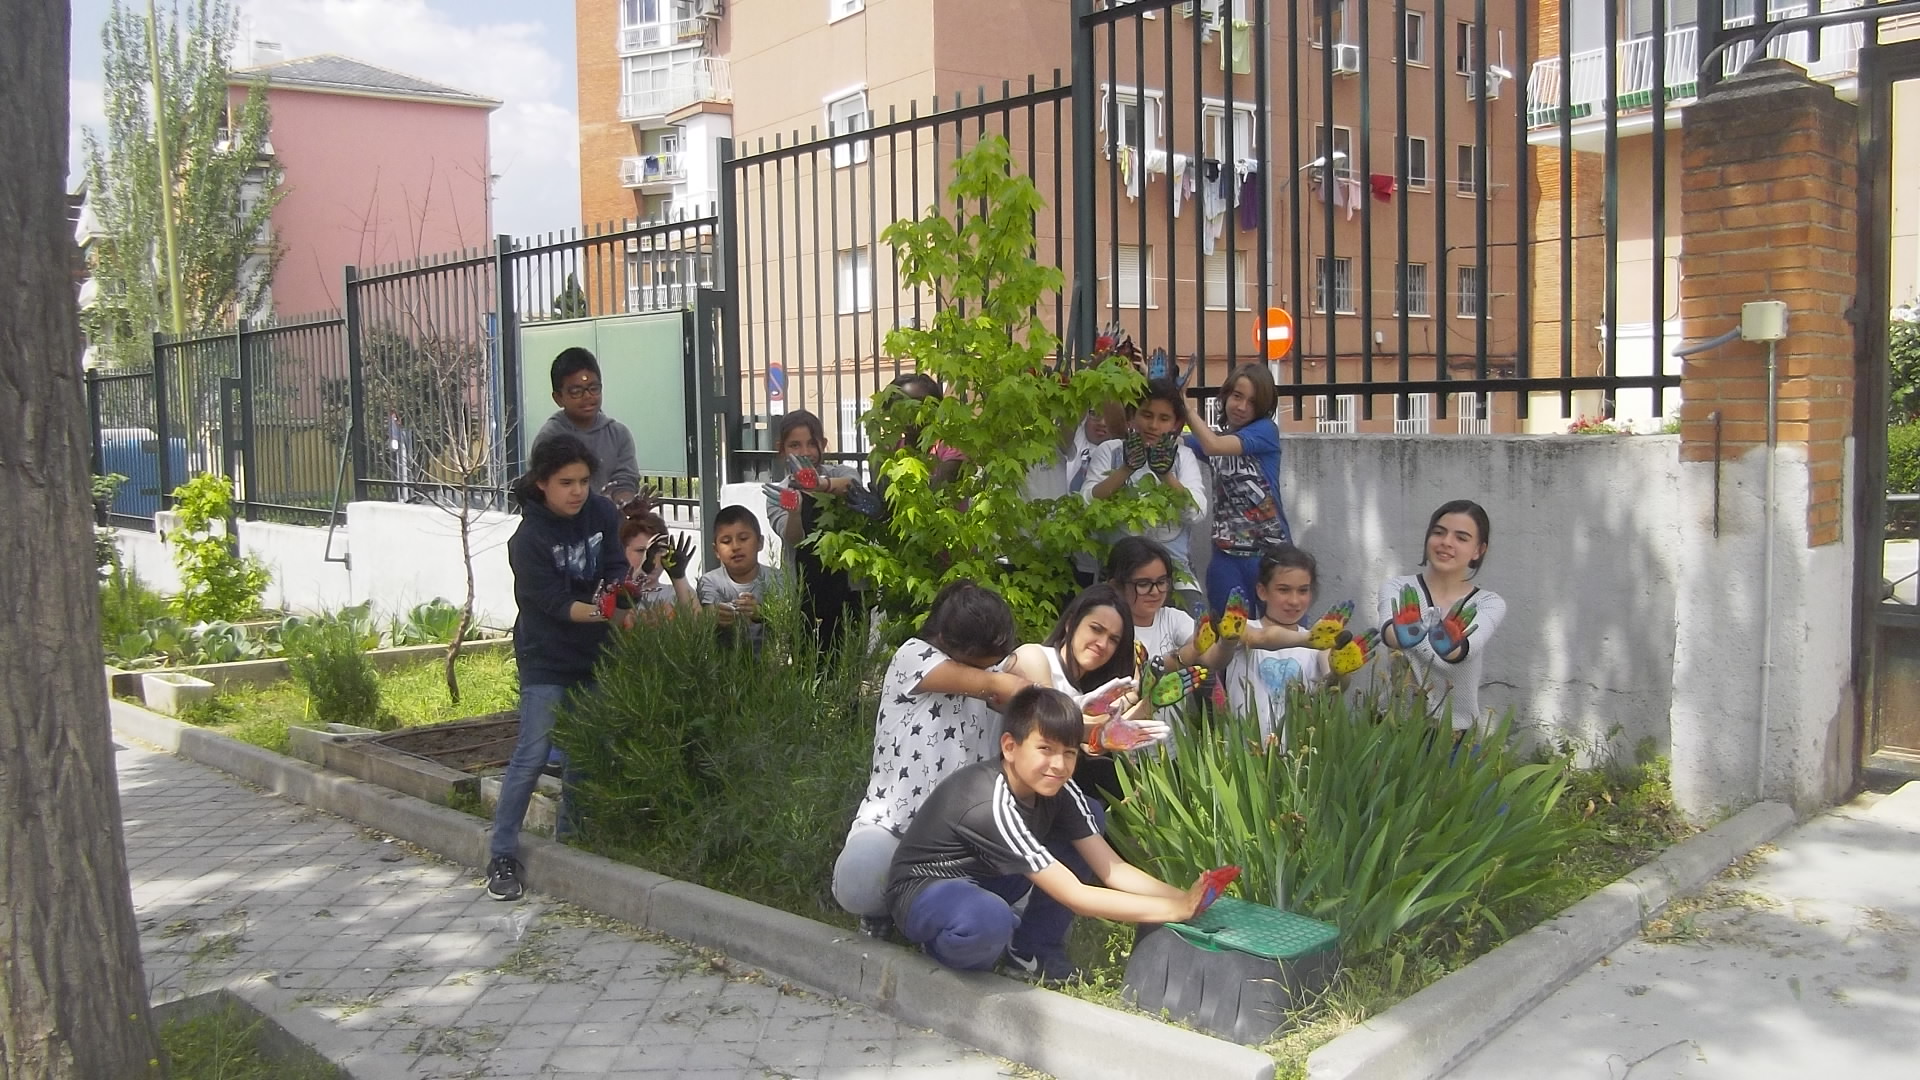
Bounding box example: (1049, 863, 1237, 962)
(239, 520, 352, 615)
(1283, 435, 1687, 766)
(1668, 442, 1857, 816)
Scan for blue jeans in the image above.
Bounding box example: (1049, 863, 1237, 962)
(899, 804, 1104, 970)
(1205, 550, 1266, 619)
(489, 682, 582, 861)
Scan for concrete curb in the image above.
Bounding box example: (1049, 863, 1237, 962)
(112, 702, 1277, 1080)
(1304, 799, 1798, 1080)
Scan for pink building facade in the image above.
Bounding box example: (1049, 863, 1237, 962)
(230, 55, 499, 318)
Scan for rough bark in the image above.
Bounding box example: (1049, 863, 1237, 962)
(0, 2, 168, 1076)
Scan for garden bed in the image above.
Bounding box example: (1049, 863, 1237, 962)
(153, 990, 343, 1080)
(108, 638, 513, 698)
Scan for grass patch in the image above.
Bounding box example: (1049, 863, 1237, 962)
(161, 1006, 343, 1080)
(181, 651, 519, 754)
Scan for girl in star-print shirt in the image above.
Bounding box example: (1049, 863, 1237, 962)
(830, 581, 1030, 926)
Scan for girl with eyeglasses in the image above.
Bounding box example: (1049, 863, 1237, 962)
(1104, 537, 1236, 736)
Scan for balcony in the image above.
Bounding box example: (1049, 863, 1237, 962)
(1526, 2, 1865, 133)
(619, 57, 732, 123)
(620, 151, 687, 190)
(618, 18, 708, 55)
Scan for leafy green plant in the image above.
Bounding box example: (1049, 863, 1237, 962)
(161, 1005, 342, 1080)
(1890, 306, 1919, 424)
(1109, 685, 1574, 959)
(285, 617, 389, 731)
(1566, 415, 1627, 435)
(1890, 423, 1920, 537)
(388, 598, 469, 647)
(812, 136, 1181, 639)
(556, 581, 882, 919)
(99, 561, 170, 658)
(168, 473, 269, 622)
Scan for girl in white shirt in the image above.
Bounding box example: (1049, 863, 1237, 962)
(1104, 537, 1236, 736)
(1223, 545, 1332, 743)
(1377, 500, 1509, 734)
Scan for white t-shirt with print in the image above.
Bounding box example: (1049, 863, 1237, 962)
(853, 637, 1004, 836)
(1133, 605, 1197, 730)
(1222, 618, 1329, 742)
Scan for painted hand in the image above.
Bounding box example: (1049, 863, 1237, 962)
(1306, 601, 1354, 650)
(1196, 865, 1241, 915)
(1122, 428, 1149, 471)
(779, 488, 801, 513)
(1145, 434, 1177, 476)
(1329, 628, 1380, 677)
(1094, 714, 1171, 752)
(788, 454, 822, 492)
(842, 483, 886, 519)
(1426, 597, 1479, 658)
(1193, 615, 1219, 655)
(1143, 657, 1209, 707)
(662, 534, 696, 580)
(1218, 589, 1251, 641)
(1386, 584, 1428, 650)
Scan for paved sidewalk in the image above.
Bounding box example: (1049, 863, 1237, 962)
(120, 740, 1019, 1079)
(1445, 783, 1920, 1080)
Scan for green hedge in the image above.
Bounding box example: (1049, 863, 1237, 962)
(1891, 423, 1920, 536)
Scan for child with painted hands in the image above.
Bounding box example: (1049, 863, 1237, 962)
(1376, 500, 1508, 732)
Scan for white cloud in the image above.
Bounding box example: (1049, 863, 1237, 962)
(236, 0, 580, 238)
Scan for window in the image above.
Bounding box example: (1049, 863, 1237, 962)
(1455, 264, 1482, 318)
(1315, 124, 1354, 179)
(830, 0, 866, 22)
(1455, 144, 1485, 196)
(1455, 391, 1492, 434)
(1404, 135, 1430, 189)
(1313, 256, 1355, 315)
(1311, 0, 1349, 46)
(1404, 10, 1428, 64)
(1101, 87, 1162, 156)
(1112, 244, 1154, 308)
(1627, 0, 1699, 39)
(838, 400, 870, 454)
(622, 51, 697, 115)
(1455, 21, 1479, 75)
(1315, 394, 1358, 433)
(1204, 103, 1257, 162)
(1204, 251, 1247, 310)
(1395, 262, 1430, 316)
(621, 0, 662, 27)
(1394, 393, 1433, 434)
(827, 90, 870, 167)
(836, 247, 873, 314)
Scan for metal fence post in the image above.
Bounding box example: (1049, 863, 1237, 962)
(236, 319, 259, 521)
(86, 370, 104, 478)
(495, 233, 523, 482)
(343, 266, 370, 501)
(715, 137, 743, 487)
(151, 333, 174, 509)
(1068, 0, 1097, 364)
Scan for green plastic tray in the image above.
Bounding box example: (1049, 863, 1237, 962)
(1166, 896, 1339, 961)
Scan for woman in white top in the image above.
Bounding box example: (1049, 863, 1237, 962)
(1104, 537, 1235, 736)
(1008, 583, 1163, 802)
(1377, 500, 1509, 733)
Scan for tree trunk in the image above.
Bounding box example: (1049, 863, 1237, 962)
(0, 4, 167, 1077)
(445, 497, 474, 706)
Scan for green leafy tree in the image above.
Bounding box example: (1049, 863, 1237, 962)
(80, 0, 284, 368)
(814, 137, 1180, 639)
(168, 472, 269, 622)
(1890, 306, 1919, 425)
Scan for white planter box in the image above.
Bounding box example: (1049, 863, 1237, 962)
(141, 671, 216, 716)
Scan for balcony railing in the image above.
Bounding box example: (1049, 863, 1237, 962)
(620, 151, 687, 188)
(618, 18, 708, 55)
(1526, 2, 1865, 130)
(619, 57, 732, 122)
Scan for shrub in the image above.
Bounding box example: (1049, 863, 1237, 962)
(1108, 685, 1573, 959)
(99, 562, 170, 658)
(1890, 310, 1919, 424)
(168, 473, 269, 623)
(555, 581, 882, 918)
(813, 136, 1181, 640)
(1890, 423, 1920, 537)
(286, 618, 389, 731)
(388, 598, 470, 646)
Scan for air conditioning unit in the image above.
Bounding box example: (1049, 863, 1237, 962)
(1465, 67, 1510, 101)
(690, 0, 723, 17)
(1331, 43, 1361, 76)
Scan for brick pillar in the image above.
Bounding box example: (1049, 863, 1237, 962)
(1668, 59, 1859, 817)
(1678, 58, 1857, 546)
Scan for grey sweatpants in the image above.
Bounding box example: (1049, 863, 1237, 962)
(830, 820, 900, 918)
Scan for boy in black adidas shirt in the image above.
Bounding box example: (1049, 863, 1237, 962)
(885, 686, 1208, 979)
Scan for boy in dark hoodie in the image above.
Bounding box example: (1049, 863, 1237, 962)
(531, 347, 642, 507)
(487, 433, 629, 902)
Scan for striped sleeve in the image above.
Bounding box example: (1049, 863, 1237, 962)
(1057, 781, 1101, 841)
(946, 775, 1054, 876)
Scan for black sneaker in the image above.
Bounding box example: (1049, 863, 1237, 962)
(485, 855, 524, 901)
(1002, 946, 1079, 986)
(857, 915, 894, 941)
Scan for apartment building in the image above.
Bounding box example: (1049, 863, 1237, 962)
(1524, 0, 1920, 432)
(576, 1, 1529, 444)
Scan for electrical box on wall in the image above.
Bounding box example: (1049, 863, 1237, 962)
(1740, 300, 1789, 343)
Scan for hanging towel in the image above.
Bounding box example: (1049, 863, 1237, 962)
(1339, 177, 1363, 220)
(1238, 169, 1260, 231)
(1370, 173, 1396, 201)
(1222, 19, 1252, 75)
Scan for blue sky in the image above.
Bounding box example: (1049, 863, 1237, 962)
(67, 0, 584, 240)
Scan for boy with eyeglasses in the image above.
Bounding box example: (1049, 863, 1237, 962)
(532, 347, 641, 507)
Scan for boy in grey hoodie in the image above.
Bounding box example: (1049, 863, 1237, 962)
(532, 347, 641, 506)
